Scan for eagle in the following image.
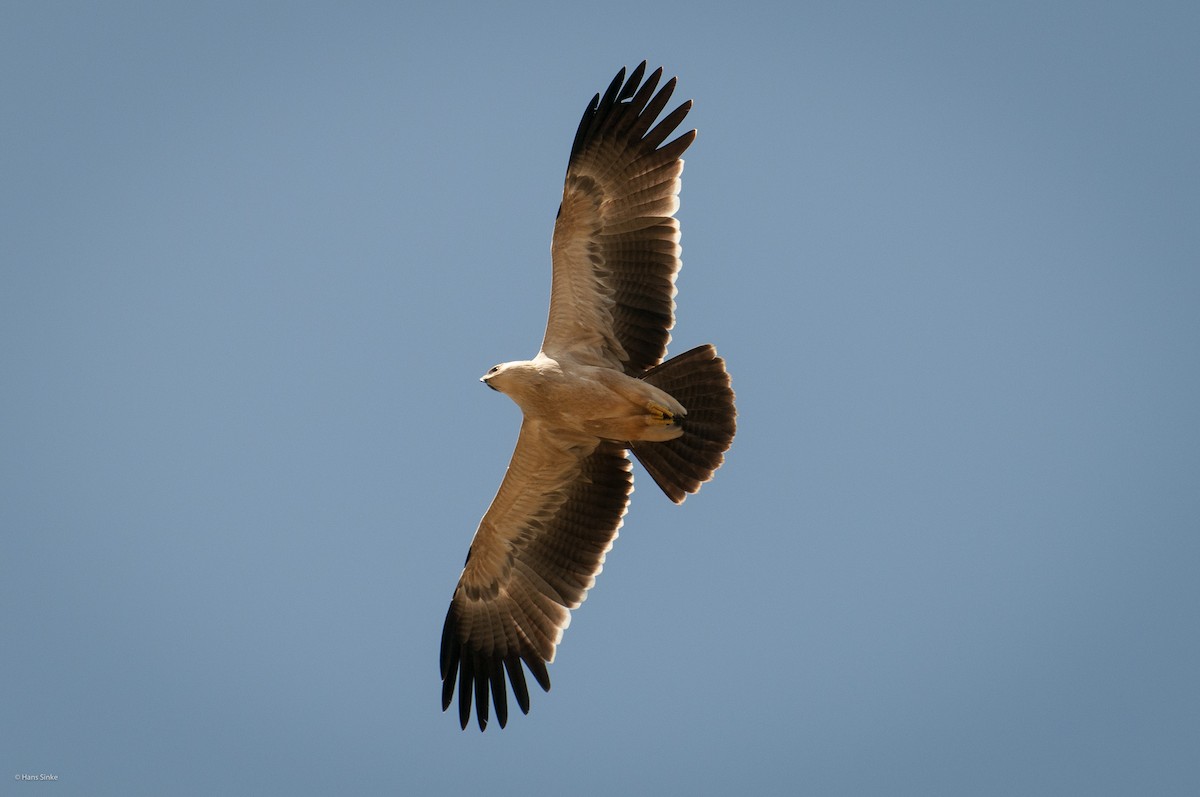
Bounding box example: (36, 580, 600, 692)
(439, 62, 737, 730)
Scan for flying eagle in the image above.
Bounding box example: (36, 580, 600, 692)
(439, 62, 737, 730)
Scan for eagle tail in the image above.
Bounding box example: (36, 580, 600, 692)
(631, 344, 736, 503)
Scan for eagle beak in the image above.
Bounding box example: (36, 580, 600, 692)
(480, 376, 498, 391)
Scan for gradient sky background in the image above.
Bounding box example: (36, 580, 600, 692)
(3, 2, 1198, 795)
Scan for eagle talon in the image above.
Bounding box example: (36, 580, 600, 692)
(648, 403, 679, 426)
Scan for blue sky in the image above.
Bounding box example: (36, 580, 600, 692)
(3, 2, 1198, 795)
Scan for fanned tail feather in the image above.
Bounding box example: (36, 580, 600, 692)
(631, 344, 736, 503)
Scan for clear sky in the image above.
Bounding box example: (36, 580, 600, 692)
(3, 2, 1198, 795)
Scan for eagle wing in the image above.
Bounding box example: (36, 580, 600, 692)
(440, 420, 634, 730)
(541, 62, 696, 375)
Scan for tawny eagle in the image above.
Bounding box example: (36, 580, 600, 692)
(440, 62, 736, 730)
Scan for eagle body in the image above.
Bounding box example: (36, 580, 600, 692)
(439, 62, 737, 730)
(483, 355, 686, 444)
